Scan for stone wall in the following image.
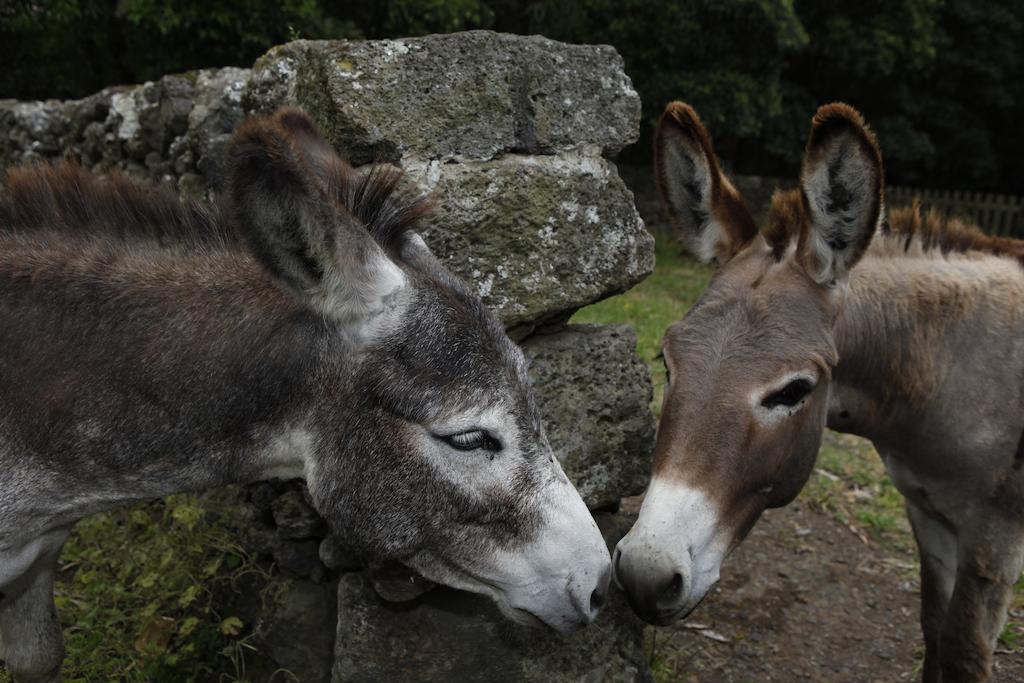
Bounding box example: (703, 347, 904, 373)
(1, 31, 656, 682)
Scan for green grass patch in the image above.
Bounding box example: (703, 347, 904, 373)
(1000, 574, 1024, 652)
(0, 495, 281, 682)
(801, 431, 912, 551)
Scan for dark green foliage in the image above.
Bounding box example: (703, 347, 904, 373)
(507, 1, 809, 166)
(0, 0, 331, 100)
(770, 0, 1024, 192)
(2, 0, 1022, 191)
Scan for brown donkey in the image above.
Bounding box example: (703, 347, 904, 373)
(0, 109, 611, 682)
(614, 101, 1024, 681)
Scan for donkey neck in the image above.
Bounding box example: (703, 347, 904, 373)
(828, 239, 1024, 445)
(0, 241, 343, 527)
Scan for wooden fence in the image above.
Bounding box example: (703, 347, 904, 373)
(887, 186, 1024, 237)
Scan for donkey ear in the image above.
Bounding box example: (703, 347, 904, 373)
(655, 102, 757, 264)
(798, 103, 884, 284)
(225, 110, 406, 328)
(273, 107, 340, 175)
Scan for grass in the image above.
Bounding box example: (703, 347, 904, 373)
(802, 430, 912, 552)
(1, 494, 282, 683)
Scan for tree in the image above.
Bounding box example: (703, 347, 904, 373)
(2, 0, 1022, 192)
(0, 0, 333, 100)
(506, 0, 809, 165)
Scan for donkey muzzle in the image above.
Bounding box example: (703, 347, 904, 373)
(613, 542, 693, 625)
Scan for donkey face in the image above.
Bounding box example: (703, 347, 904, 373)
(226, 110, 610, 632)
(615, 102, 883, 624)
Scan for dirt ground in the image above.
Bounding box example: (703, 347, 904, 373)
(628, 497, 1024, 683)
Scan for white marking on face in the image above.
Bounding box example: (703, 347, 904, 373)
(414, 452, 610, 632)
(413, 404, 611, 631)
(489, 463, 609, 630)
(617, 477, 729, 617)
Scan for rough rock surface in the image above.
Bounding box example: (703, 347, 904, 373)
(0, 67, 248, 195)
(410, 154, 653, 328)
(525, 324, 655, 509)
(244, 32, 640, 163)
(256, 581, 338, 683)
(271, 489, 326, 540)
(243, 33, 653, 327)
(332, 512, 646, 683)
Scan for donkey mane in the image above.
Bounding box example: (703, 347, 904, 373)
(882, 200, 1024, 265)
(0, 159, 430, 259)
(764, 188, 1024, 267)
(0, 163, 230, 250)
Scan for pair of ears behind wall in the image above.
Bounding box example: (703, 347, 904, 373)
(655, 101, 885, 285)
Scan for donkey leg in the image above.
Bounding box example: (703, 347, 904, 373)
(939, 531, 1024, 683)
(0, 564, 64, 683)
(907, 502, 957, 683)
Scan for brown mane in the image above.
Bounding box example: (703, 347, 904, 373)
(883, 200, 1024, 265)
(0, 163, 230, 251)
(0, 159, 430, 258)
(762, 188, 1024, 267)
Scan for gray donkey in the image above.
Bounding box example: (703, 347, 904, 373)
(0, 108, 611, 681)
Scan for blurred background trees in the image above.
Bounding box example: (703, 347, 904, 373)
(1, 0, 1022, 192)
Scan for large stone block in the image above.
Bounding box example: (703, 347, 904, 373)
(526, 325, 655, 509)
(409, 154, 653, 329)
(332, 512, 647, 683)
(244, 32, 641, 164)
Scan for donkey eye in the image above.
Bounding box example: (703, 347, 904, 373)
(441, 430, 502, 453)
(762, 378, 814, 409)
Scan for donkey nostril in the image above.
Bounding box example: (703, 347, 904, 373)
(590, 585, 607, 613)
(661, 572, 684, 603)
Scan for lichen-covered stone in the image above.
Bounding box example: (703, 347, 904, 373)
(244, 32, 641, 163)
(0, 99, 75, 170)
(0, 67, 248, 194)
(179, 67, 249, 192)
(332, 512, 647, 683)
(526, 325, 655, 509)
(408, 153, 654, 328)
